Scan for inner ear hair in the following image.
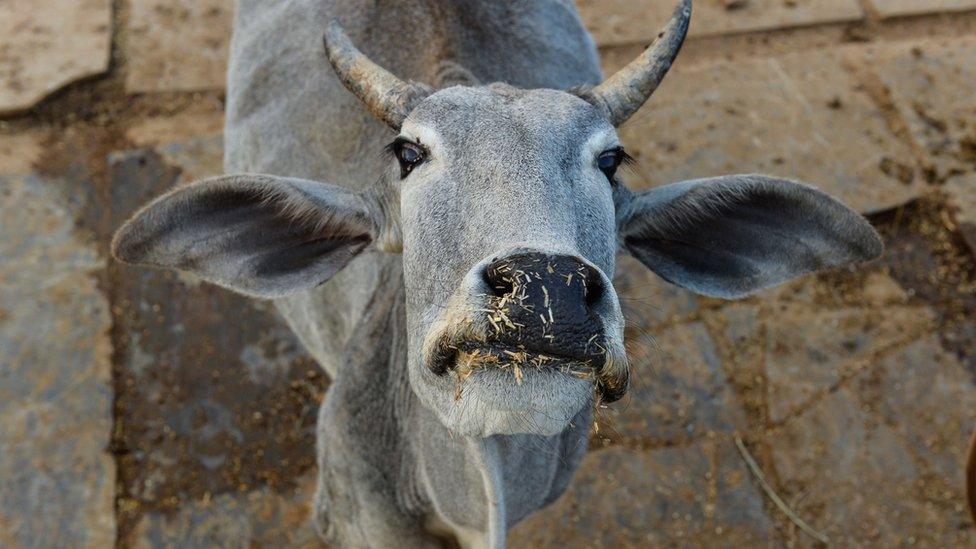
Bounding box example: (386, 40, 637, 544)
(626, 179, 754, 238)
(255, 181, 374, 239)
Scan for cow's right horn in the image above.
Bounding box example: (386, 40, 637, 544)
(324, 22, 432, 129)
(587, 0, 692, 127)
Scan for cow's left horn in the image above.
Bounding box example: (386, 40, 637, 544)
(324, 22, 431, 129)
(588, 0, 692, 126)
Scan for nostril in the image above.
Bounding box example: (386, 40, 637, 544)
(486, 254, 605, 307)
(484, 259, 514, 298)
(583, 265, 605, 309)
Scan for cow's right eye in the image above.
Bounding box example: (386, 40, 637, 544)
(398, 143, 423, 164)
(389, 138, 427, 178)
(596, 146, 634, 183)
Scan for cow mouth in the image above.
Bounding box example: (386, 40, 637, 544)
(425, 332, 628, 403)
(455, 341, 596, 375)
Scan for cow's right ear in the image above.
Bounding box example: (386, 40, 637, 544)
(112, 174, 378, 298)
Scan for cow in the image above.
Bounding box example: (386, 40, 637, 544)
(111, 0, 883, 546)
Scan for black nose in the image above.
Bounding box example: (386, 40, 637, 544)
(482, 252, 605, 358)
(485, 252, 604, 306)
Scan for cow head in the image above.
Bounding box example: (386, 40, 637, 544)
(112, 0, 882, 437)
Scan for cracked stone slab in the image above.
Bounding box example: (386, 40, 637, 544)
(510, 440, 775, 546)
(867, 0, 976, 18)
(702, 273, 935, 424)
(947, 174, 976, 224)
(767, 336, 976, 546)
(0, 0, 111, 115)
(125, 101, 225, 148)
(0, 174, 115, 546)
(871, 337, 976, 482)
(125, 0, 234, 93)
(126, 472, 322, 548)
(156, 134, 226, 184)
(578, 0, 863, 45)
(869, 38, 976, 182)
(604, 321, 748, 443)
(618, 47, 926, 214)
(764, 303, 936, 423)
(700, 302, 767, 426)
(946, 174, 976, 258)
(0, 131, 45, 173)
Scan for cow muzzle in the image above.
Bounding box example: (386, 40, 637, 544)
(422, 250, 629, 403)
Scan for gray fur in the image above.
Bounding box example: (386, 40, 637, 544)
(111, 1, 882, 546)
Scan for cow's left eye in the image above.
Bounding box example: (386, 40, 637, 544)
(597, 147, 630, 181)
(398, 142, 423, 164)
(388, 138, 427, 179)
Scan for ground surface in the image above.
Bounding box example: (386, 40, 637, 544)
(1, 0, 975, 547)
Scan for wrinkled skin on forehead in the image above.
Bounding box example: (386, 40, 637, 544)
(396, 85, 627, 436)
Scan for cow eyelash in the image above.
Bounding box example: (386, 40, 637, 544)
(386, 137, 428, 179)
(619, 149, 636, 166)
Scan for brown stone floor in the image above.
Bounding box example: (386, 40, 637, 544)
(1, 1, 975, 547)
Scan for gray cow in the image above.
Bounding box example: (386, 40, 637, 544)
(112, 0, 882, 546)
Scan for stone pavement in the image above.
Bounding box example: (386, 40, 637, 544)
(1, 1, 975, 546)
(0, 0, 111, 116)
(0, 173, 115, 547)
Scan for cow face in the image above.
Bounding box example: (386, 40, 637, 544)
(393, 85, 630, 436)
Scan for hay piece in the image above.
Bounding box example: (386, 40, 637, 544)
(733, 435, 830, 545)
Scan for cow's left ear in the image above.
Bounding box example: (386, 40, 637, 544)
(617, 175, 883, 299)
(112, 174, 378, 298)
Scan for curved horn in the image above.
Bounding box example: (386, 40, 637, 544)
(589, 0, 692, 126)
(323, 22, 431, 129)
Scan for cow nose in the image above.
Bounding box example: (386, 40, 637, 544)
(482, 250, 606, 355)
(484, 252, 604, 307)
